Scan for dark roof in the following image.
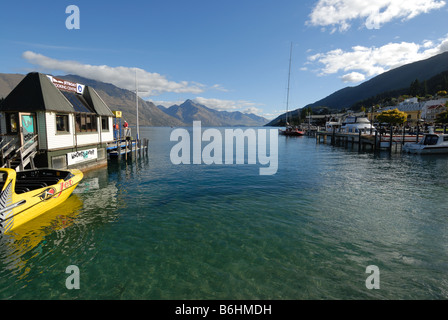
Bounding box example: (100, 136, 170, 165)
(0, 72, 114, 117)
(0, 72, 74, 113)
(83, 86, 114, 116)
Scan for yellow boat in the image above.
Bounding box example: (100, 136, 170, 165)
(0, 167, 83, 234)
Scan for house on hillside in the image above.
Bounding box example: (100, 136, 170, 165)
(378, 102, 424, 125)
(372, 98, 448, 125)
(0, 72, 116, 171)
(421, 99, 448, 122)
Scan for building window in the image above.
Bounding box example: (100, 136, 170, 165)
(101, 117, 110, 131)
(75, 113, 98, 133)
(56, 114, 70, 133)
(6, 113, 19, 134)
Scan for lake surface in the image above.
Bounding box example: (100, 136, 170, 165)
(1, 126, 448, 300)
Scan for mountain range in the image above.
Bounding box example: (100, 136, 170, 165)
(0, 73, 268, 127)
(158, 99, 268, 127)
(267, 51, 448, 126)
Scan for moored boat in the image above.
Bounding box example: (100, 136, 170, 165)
(403, 133, 448, 154)
(279, 126, 305, 136)
(0, 168, 83, 234)
(341, 116, 375, 134)
(279, 43, 304, 137)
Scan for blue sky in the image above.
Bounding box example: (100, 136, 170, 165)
(1, 0, 448, 120)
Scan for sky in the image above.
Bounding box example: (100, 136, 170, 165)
(1, 0, 448, 120)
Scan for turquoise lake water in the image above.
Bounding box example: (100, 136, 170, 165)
(1, 126, 448, 299)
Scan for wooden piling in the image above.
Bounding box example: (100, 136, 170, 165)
(389, 127, 393, 152)
(358, 131, 362, 152)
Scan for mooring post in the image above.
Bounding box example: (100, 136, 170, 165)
(358, 131, 362, 152)
(331, 127, 335, 145)
(402, 126, 405, 145)
(389, 126, 393, 152)
(125, 140, 128, 160)
(374, 131, 378, 152)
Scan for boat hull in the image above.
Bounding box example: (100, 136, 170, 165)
(403, 144, 448, 154)
(403, 134, 448, 154)
(0, 168, 83, 233)
(279, 129, 305, 136)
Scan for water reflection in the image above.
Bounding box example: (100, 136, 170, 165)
(0, 194, 83, 279)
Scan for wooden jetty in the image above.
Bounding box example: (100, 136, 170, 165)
(107, 138, 149, 160)
(316, 129, 422, 152)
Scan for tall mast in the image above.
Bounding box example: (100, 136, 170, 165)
(286, 42, 293, 126)
(136, 69, 139, 141)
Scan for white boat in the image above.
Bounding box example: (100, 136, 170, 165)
(340, 116, 375, 134)
(325, 117, 341, 132)
(403, 133, 448, 154)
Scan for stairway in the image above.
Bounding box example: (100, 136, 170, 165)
(1, 135, 38, 172)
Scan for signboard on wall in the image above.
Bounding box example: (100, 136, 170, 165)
(47, 75, 85, 94)
(67, 148, 97, 166)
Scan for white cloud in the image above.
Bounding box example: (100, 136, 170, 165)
(308, 0, 446, 32)
(341, 72, 366, 83)
(210, 84, 229, 92)
(307, 34, 448, 83)
(243, 106, 264, 115)
(22, 51, 206, 97)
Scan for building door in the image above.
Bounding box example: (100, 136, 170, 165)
(20, 113, 37, 148)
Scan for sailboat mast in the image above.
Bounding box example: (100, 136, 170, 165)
(136, 69, 140, 141)
(286, 42, 293, 126)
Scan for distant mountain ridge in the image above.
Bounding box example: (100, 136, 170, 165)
(161, 99, 268, 127)
(267, 51, 448, 126)
(0, 73, 268, 127)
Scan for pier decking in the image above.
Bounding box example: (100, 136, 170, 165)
(315, 130, 423, 152)
(107, 138, 149, 159)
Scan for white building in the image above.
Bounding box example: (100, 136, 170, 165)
(0, 72, 115, 171)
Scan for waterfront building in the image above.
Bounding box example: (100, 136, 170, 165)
(372, 98, 448, 125)
(0, 72, 115, 171)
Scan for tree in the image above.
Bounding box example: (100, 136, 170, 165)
(300, 107, 312, 120)
(435, 110, 448, 124)
(422, 80, 428, 96)
(409, 79, 420, 97)
(376, 109, 407, 125)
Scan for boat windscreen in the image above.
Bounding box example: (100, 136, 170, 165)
(424, 135, 439, 145)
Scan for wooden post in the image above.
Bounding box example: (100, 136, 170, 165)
(125, 140, 128, 160)
(402, 126, 405, 145)
(146, 139, 149, 155)
(358, 131, 362, 152)
(389, 126, 393, 152)
(331, 127, 335, 145)
(374, 131, 378, 152)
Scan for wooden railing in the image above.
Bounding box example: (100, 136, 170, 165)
(0, 137, 19, 168)
(11, 135, 38, 172)
(1, 135, 38, 171)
